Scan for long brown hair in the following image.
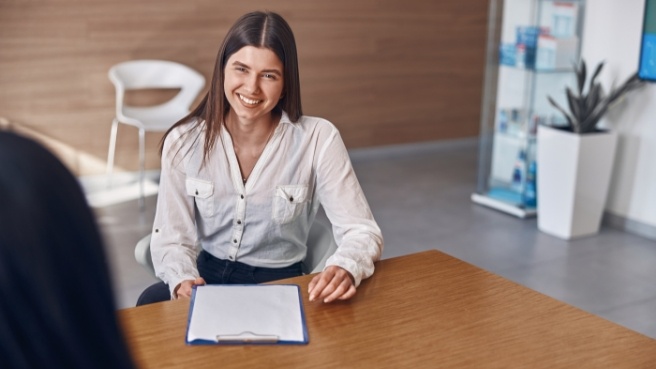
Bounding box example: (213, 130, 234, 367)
(160, 11, 303, 162)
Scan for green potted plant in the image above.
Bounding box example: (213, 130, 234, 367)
(537, 60, 645, 239)
(546, 60, 644, 133)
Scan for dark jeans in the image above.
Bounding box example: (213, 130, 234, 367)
(136, 250, 303, 306)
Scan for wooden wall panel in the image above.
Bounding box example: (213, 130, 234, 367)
(0, 0, 487, 174)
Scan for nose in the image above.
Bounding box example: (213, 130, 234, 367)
(244, 74, 259, 94)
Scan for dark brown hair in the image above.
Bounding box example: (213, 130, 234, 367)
(161, 11, 303, 162)
(0, 132, 136, 369)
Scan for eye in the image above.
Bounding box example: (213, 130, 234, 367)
(235, 66, 247, 73)
(263, 73, 277, 80)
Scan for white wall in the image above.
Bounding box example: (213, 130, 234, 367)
(582, 0, 656, 227)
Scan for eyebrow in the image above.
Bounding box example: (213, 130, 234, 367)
(231, 61, 282, 76)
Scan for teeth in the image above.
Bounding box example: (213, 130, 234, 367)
(238, 94, 261, 105)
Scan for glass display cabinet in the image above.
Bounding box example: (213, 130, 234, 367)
(471, 0, 586, 218)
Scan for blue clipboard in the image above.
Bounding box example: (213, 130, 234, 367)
(185, 284, 309, 345)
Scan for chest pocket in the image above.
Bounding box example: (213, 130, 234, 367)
(186, 177, 214, 218)
(272, 185, 308, 224)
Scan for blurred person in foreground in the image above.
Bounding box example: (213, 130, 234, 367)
(0, 131, 136, 369)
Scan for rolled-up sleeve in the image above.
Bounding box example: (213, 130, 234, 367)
(150, 127, 201, 297)
(315, 127, 384, 286)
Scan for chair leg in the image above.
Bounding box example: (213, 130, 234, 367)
(138, 128, 146, 211)
(106, 118, 119, 188)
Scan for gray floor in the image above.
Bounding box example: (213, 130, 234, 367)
(95, 139, 656, 339)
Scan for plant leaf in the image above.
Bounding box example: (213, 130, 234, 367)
(579, 72, 645, 133)
(622, 72, 644, 92)
(548, 95, 576, 131)
(607, 72, 644, 105)
(585, 83, 602, 118)
(575, 60, 586, 95)
(552, 59, 645, 134)
(566, 87, 581, 122)
(589, 61, 605, 88)
(579, 100, 609, 133)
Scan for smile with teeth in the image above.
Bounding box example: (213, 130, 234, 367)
(238, 94, 262, 105)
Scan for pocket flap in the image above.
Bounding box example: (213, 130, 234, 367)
(186, 177, 213, 199)
(275, 185, 308, 204)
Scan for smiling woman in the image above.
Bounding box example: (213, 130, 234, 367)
(224, 47, 284, 124)
(137, 11, 384, 307)
(223, 45, 285, 180)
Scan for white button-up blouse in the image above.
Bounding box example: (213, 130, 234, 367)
(151, 112, 384, 295)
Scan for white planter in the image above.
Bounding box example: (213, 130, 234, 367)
(536, 125, 618, 239)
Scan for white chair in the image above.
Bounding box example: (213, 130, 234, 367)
(135, 217, 338, 277)
(107, 60, 205, 208)
(301, 217, 338, 274)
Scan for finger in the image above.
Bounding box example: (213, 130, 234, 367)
(177, 286, 192, 299)
(323, 278, 353, 303)
(308, 275, 319, 295)
(316, 273, 345, 302)
(178, 292, 191, 299)
(316, 267, 351, 300)
(179, 278, 205, 299)
(173, 282, 183, 299)
(309, 275, 328, 301)
(337, 284, 357, 300)
(175, 280, 196, 299)
(308, 271, 334, 301)
(181, 283, 194, 298)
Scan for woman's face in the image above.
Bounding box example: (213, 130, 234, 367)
(224, 46, 284, 124)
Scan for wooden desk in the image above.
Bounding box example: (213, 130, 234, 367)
(119, 250, 656, 368)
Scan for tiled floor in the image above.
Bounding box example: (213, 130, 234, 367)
(95, 138, 656, 339)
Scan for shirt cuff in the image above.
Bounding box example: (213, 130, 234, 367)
(164, 273, 200, 299)
(325, 258, 363, 287)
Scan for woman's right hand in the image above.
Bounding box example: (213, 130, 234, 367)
(174, 277, 206, 299)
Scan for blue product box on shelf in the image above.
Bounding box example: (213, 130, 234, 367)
(516, 44, 537, 69)
(499, 43, 516, 66)
(515, 26, 548, 69)
(516, 26, 547, 48)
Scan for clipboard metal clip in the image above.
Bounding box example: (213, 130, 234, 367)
(216, 331, 280, 343)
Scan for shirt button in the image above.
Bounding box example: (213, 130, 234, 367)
(289, 196, 294, 202)
(195, 190, 199, 195)
(240, 194, 244, 199)
(229, 255, 234, 261)
(233, 239, 237, 243)
(237, 220, 242, 225)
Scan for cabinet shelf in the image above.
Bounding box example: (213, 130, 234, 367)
(501, 65, 574, 73)
(472, 0, 585, 218)
(494, 127, 538, 141)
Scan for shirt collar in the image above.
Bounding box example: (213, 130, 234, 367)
(279, 110, 297, 127)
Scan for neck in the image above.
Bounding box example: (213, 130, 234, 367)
(225, 112, 278, 184)
(224, 112, 278, 146)
(225, 113, 278, 162)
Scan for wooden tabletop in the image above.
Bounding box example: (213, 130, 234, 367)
(119, 250, 656, 368)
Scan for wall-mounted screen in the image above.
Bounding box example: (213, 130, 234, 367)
(639, 0, 656, 81)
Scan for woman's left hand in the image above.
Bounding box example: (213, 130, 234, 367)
(308, 265, 356, 303)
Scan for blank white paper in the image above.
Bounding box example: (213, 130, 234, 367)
(186, 285, 306, 343)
